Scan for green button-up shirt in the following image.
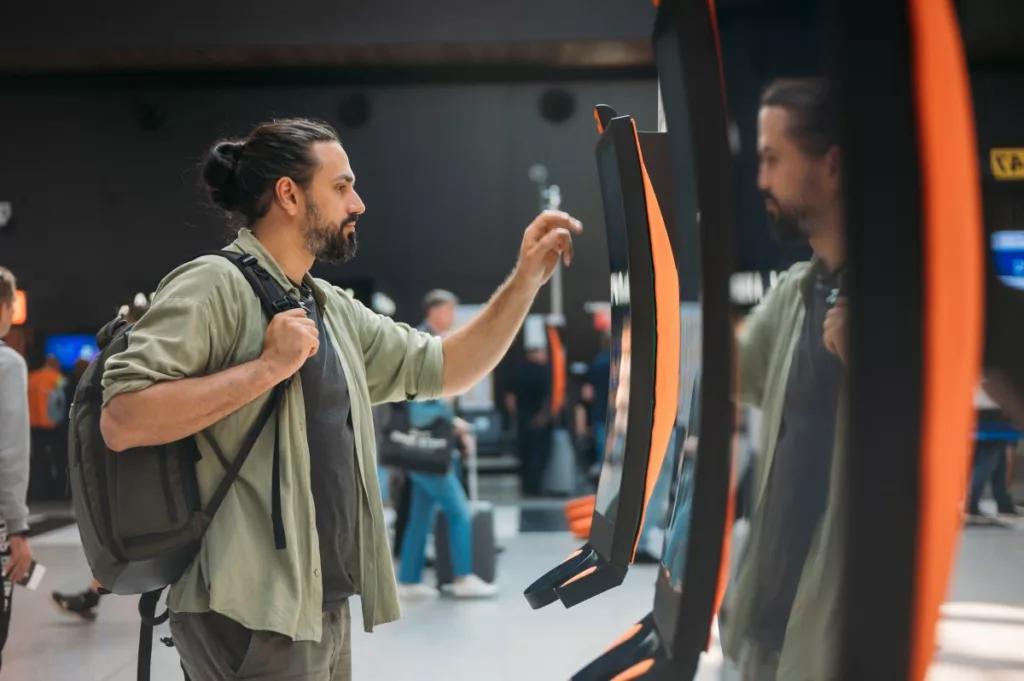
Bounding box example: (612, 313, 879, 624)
(102, 229, 445, 642)
(724, 259, 848, 681)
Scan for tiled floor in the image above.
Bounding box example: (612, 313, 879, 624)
(4, 504, 1023, 680)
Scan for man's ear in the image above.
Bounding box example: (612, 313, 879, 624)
(826, 145, 842, 191)
(273, 177, 301, 217)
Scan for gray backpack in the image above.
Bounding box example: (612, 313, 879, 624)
(68, 250, 301, 681)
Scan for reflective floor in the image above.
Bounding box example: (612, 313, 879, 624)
(5, 499, 1023, 681)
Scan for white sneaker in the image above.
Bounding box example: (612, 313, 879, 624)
(449, 574, 499, 599)
(398, 582, 439, 599)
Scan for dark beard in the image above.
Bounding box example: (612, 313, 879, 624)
(763, 192, 810, 246)
(303, 200, 358, 263)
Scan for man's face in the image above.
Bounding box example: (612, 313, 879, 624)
(301, 141, 366, 263)
(756, 106, 839, 245)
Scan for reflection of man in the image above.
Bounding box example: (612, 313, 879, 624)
(612, 319, 632, 436)
(581, 333, 611, 466)
(721, 78, 848, 681)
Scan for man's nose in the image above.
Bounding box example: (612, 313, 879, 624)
(756, 166, 769, 192)
(350, 190, 366, 215)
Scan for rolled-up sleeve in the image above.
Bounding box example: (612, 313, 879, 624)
(347, 292, 445, 405)
(0, 351, 30, 533)
(102, 260, 240, 407)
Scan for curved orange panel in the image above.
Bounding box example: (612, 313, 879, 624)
(548, 325, 567, 416)
(711, 385, 740, 642)
(907, 1, 983, 680)
(611, 659, 656, 681)
(595, 108, 606, 135)
(630, 122, 682, 558)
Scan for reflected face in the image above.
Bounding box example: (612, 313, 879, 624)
(757, 106, 837, 245)
(303, 142, 366, 263)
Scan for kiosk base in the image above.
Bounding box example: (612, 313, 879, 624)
(570, 613, 679, 681)
(523, 543, 627, 610)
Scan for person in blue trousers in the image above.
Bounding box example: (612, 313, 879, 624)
(396, 398, 499, 599)
(396, 290, 498, 599)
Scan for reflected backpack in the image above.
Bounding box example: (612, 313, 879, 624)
(67, 250, 302, 681)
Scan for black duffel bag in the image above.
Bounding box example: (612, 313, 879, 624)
(379, 405, 454, 475)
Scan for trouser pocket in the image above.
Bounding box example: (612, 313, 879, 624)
(170, 610, 259, 679)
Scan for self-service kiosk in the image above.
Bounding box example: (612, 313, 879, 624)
(524, 108, 681, 611)
(565, 0, 984, 679)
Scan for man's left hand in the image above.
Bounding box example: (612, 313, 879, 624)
(514, 210, 584, 292)
(823, 297, 848, 365)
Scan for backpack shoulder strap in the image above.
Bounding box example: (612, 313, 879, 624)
(194, 250, 303, 319)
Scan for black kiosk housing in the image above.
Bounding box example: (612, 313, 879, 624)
(524, 107, 681, 612)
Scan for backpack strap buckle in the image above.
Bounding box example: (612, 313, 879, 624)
(273, 298, 297, 313)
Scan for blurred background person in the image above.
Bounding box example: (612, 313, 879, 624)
(395, 290, 498, 599)
(26, 354, 63, 502)
(0, 266, 34, 669)
(505, 343, 552, 497)
(967, 382, 1021, 525)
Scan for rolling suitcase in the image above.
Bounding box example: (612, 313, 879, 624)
(434, 435, 497, 586)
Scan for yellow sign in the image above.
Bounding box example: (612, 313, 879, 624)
(991, 148, 1024, 180)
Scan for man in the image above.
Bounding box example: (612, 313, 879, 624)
(720, 78, 849, 681)
(98, 118, 580, 681)
(505, 344, 552, 496)
(0, 266, 34, 669)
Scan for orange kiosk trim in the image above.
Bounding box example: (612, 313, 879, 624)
(908, 1, 983, 679)
(548, 325, 567, 417)
(610, 658, 655, 681)
(629, 121, 682, 559)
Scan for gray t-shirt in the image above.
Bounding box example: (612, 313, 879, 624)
(298, 288, 359, 609)
(0, 341, 30, 534)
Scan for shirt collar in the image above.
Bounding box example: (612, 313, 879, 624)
(230, 228, 329, 310)
(800, 255, 845, 302)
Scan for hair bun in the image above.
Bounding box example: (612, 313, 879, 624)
(201, 140, 244, 212)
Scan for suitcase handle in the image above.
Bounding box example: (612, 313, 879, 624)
(463, 434, 479, 503)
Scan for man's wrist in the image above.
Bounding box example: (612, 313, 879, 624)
(508, 265, 541, 298)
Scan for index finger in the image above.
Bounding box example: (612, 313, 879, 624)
(534, 210, 583, 234)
